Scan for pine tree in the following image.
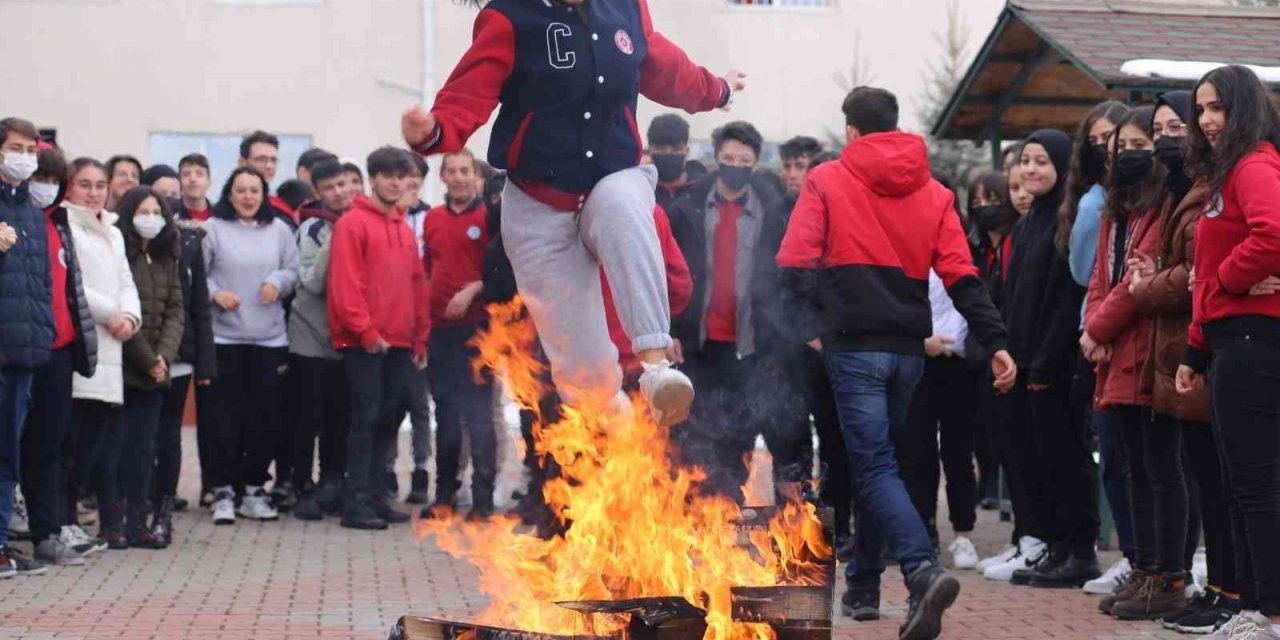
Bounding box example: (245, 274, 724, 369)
(920, 0, 989, 187)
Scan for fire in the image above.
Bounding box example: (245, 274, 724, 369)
(417, 298, 832, 640)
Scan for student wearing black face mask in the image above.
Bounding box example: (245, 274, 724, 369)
(1130, 90, 1243, 633)
(648, 114, 708, 213)
(1080, 106, 1191, 620)
(666, 121, 807, 502)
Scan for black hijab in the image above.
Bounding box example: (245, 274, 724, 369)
(1021, 129, 1073, 215)
(1155, 90, 1194, 198)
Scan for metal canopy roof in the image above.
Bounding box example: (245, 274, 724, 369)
(932, 0, 1280, 142)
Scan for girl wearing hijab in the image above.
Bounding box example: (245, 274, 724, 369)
(64, 157, 143, 550)
(116, 187, 185, 549)
(1179, 64, 1280, 640)
(1130, 90, 1241, 634)
(984, 129, 1100, 589)
(1080, 106, 1188, 620)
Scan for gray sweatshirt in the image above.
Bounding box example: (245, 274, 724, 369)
(203, 217, 300, 347)
(288, 216, 340, 360)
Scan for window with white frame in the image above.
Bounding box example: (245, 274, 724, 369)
(148, 132, 313, 196)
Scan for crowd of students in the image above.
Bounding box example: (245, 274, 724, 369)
(3, 61, 1280, 640)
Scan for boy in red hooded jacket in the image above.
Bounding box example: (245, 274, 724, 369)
(328, 147, 431, 531)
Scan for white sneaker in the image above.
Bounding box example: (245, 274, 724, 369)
(976, 545, 1018, 573)
(1208, 612, 1267, 640)
(1083, 557, 1130, 595)
(59, 524, 106, 556)
(949, 537, 980, 570)
(237, 486, 279, 521)
(639, 359, 694, 427)
(8, 495, 30, 540)
(212, 487, 236, 525)
(984, 536, 1046, 582)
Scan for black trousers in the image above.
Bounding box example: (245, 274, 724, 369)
(1114, 406, 1188, 574)
(120, 388, 164, 507)
(74, 399, 124, 507)
(678, 341, 808, 501)
(1182, 421, 1238, 593)
(429, 325, 497, 506)
(194, 382, 215, 494)
(897, 356, 979, 536)
(1208, 330, 1280, 615)
(1031, 382, 1100, 553)
(20, 347, 74, 544)
(805, 349, 849, 540)
(342, 348, 413, 501)
(290, 355, 349, 490)
(995, 385, 1041, 544)
(206, 345, 288, 489)
(153, 375, 191, 500)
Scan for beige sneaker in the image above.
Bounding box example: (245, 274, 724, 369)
(638, 360, 694, 427)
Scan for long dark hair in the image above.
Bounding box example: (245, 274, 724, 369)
(1104, 106, 1165, 222)
(1055, 100, 1129, 253)
(968, 170, 1017, 239)
(116, 186, 180, 261)
(1187, 64, 1280, 196)
(212, 167, 275, 226)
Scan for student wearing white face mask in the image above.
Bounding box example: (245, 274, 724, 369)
(19, 146, 104, 568)
(0, 116, 57, 579)
(113, 187, 184, 549)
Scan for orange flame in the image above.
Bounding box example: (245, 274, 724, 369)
(418, 298, 832, 640)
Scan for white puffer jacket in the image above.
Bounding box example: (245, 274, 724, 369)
(66, 203, 141, 405)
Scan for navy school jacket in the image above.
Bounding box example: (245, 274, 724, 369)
(417, 0, 729, 209)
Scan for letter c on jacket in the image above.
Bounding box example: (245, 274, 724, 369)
(547, 23, 576, 70)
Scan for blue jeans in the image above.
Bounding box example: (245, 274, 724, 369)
(1, 367, 35, 547)
(1095, 410, 1135, 561)
(824, 351, 936, 584)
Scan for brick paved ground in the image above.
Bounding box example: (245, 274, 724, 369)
(1, 428, 1184, 640)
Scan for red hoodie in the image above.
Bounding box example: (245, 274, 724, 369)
(776, 131, 1007, 355)
(603, 205, 692, 375)
(327, 195, 431, 357)
(1188, 142, 1280, 366)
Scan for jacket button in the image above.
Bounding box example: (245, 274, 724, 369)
(592, 33, 599, 41)
(598, 76, 605, 84)
(586, 151, 594, 158)
(584, 112, 592, 120)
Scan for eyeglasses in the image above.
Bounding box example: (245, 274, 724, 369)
(250, 155, 279, 166)
(1160, 122, 1187, 136)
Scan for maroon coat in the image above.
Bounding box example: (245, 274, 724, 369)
(1084, 208, 1162, 410)
(1132, 185, 1211, 423)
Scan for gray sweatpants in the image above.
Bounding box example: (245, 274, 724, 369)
(501, 165, 672, 404)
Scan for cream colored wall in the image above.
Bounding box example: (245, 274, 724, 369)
(2, 0, 1005, 174)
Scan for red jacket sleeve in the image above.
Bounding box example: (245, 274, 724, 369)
(328, 220, 381, 349)
(654, 206, 692, 315)
(636, 0, 727, 113)
(420, 9, 516, 155)
(930, 192, 979, 287)
(776, 177, 827, 269)
(1217, 160, 1280, 294)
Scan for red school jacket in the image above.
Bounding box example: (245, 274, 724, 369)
(1187, 143, 1280, 368)
(1084, 208, 1161, 409)
(327, 195, 432, 357)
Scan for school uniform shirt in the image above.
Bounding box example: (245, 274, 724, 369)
(46, 215, 75, 349)
(929, 270, 968, 358)
(706, 194, 745, 343)
(424, 197, 489, 328)
(417, 0, 729, 210)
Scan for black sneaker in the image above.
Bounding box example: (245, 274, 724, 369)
(293, 494, 324, 521)
(316, 485, 342, 516)
(406, 469, 430, 505)
(1161, 588, 1218, 629)
(270, 481, 296, 513)
(3, 546, 48, 577)
(840, 579, 881, 621)
(383, 471, 399, 502)
(341, 501, 389, 531)
(1174, 596, 1240, 634)
(1030, 549, 1101, 589)
(900, 563, 960, 640)
(371, 500, 410, 525)
(1012, 544, 1059, 586)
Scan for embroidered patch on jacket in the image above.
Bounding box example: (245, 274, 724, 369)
(615, 29, 634, 55)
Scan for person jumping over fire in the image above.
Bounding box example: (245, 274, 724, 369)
(402, 0, 745, 426)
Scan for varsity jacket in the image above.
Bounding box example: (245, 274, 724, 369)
(417, 0, 729, 209)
